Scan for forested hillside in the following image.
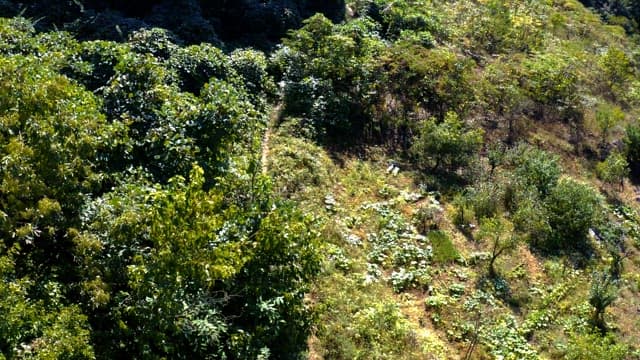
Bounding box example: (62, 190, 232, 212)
(2, 0, 640, 359)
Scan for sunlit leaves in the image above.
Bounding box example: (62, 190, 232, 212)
(75, 165, 319, 358)
(410, 112, 483, 172)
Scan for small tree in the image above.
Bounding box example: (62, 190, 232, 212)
(477, 217, 519, 277)
(511, 144, 562, 198)
(595, 103, 624, 149)
(596, 151, 629, 189)
(598, 46, 633, 99)
(566, 331, 629, 360)
(510, 191, 551, 247)
(589, 271, 618, 332)
(624, 123, 640, 176)
(410, 112, 483, 173)
(544, 178, 602, 250)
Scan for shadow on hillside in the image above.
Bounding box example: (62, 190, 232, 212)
(0, 0, 346, 50)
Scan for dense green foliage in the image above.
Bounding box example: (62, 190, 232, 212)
(0, 18, 319, 359)
(3, 0, 640, 358)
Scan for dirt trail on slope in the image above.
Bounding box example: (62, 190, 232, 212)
(261, 104, 282, 175)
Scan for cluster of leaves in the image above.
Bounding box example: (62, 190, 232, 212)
(362, 200, 442, 293)
(0, 18, 319, 359)
(459, 144, 605, 254)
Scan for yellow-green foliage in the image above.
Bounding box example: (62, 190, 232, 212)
(268, 127, 334, 200)
(314, 274, 427, 360)
(3, 0, 640, 357)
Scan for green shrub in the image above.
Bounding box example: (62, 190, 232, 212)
(383, 46, 473, 119)
(128, 28, 179, 60)
(522, 52, 578, 113)
(168, 44, 236, 94)
(429, 231, 459, 263)
(624, 123, 640, 175)
(0, 17, 37, 55)
(63, 40, 125, 91)
(510, 144, 562, 198)
(0, 54, 122, 281)
(371, 0, 446, 41)
(0, 257, 95, 359)
(78, 166, 321, 358)
(268, 134, 333, 198)
(565, 331, 629, 360)
(466, 181, 503, 222)
(410, 112, 483, 173)
(230, 48, 276, 100)
(511, 192, 551, 245)
(598, 46, 633, 99)
(279, 14, 382, 138)
(596, 151, 629, 187)
(595, 103, 625, 148)
(544, 178, 603, 250)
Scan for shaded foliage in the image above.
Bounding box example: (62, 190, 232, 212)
(0, 0, 346, 48)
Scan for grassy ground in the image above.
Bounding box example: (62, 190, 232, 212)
(266, 122, 640, 358)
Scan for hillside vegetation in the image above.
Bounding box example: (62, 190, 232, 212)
(2, 0, 640, 359)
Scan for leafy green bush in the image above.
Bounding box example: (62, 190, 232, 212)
(383, 46, 474, 120)
(0, 257, 94, 359)
(268, 132, 333, 198)
(544, 178, 603, 250)
(63, 40, 124, 91)
(511, 192, 551, 245)
(522, 52, 578, 114)
(0, 17, 37, 55)
(77, 166, 320, 358)
(410, 112, 483, 172)
(168, 44, 235, 94)
(595, 103, 625, 148)
(369, 0, 447, 41)
(477, 61, 528, 143)
(128, 28, 179, 60)
(230, 48, 275, 101)
(624, 123, 640, 175)
(510, 144, 562, 198)
(565, 331, 629, 360)
(598, 46, 634, 99)
(279, 14, 382, 138)
(462, 0, 544, 54)
(466, 181, 503, 222)
(596, 151, 629, 187)
(0, 54, 122, 281)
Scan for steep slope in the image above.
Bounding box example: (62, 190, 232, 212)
(267, 0, 640, 358)
(2, 0, 640, 359)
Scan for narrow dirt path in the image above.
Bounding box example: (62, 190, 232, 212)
(261, 104, 282, 175)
